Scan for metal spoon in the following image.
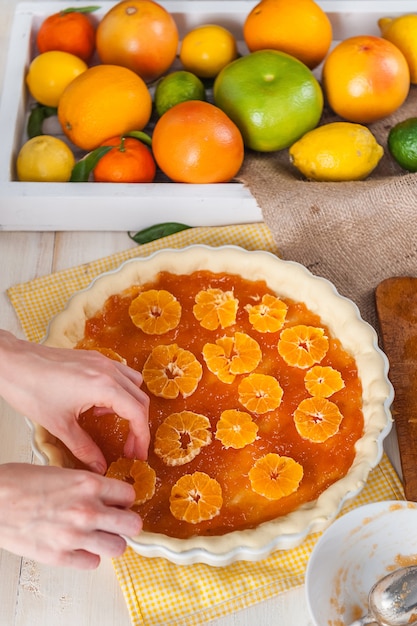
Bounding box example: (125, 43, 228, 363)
(349, 565, 417, 625)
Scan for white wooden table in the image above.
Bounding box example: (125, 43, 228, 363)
(0, 2, 402, 625)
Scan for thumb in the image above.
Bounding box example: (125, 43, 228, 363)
(59, 423, 107, 474)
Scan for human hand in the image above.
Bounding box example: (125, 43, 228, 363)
(0, 331, 150, 473)
(0, 463, 142, 568)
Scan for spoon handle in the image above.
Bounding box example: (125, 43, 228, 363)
(347, 617, 379, 626)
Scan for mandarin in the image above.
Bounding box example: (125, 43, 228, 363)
(36, 8, 97, 61)
(152, 100, 244, 184)
(243, 0, 332, 70)
(57, 65, 152, 151)
(96, 0, 179, 83)
(93, 136, 156, 183)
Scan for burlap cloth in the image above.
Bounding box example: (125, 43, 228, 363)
(238, 85, 417, 329)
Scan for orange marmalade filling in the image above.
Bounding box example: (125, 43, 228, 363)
(74, 270, 364, 539)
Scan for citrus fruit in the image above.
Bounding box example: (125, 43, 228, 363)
(202, 332, 262, 384)
(36, 8, 97, 61)
(304, 365, 345, 398)
(57, 64, 152, 151)
(169, 471, 223, 523)
(193, 287, 239, 330)
(293, 396, 343, 442)
(129, 289, 181, 332)
(142, 343, 203, 399)
(238, 373, 283, 413)
(179, 24, 238, 79)
(154, 411, 212, 466)
(245, 294, 288, 333)
(96, 0, 179, 83)
(93, 136, 156, 183)
(213, 50, 323, 152)
(106, 458, 156, 504)
(215, 410, 259, 449)
(16, 135, 75, 182)
(151, 100, 244, 183)
(322, 35, 410, 124)
(243, 0, 332, 70)
(289, 122, 384, 182)
(387, 117, 417, 172)
(379, 14, 417, 84)
(154, 70, 206, 117)
(248, 453, 304, 500)
(26, 50, 87, 107)
(278, 325, 329, 368)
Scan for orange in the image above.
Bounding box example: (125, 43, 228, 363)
(36, 8, 97, 62)
(379, 14, 417, 84)
(96, 0, 179, 83)
(238, 373, 283, 413)
(142, 343, 203, 399)
(57, 64, 152, 151)
(322, 35, 410, 124)
(215, 409, 258, 449)
(129, 289, 181, 333)
(277, 325, 329, 369)
(93, 136, 156, 183)
(293, 397, 343, 442)
(106, 458, 156, 504)
(202, 332, 262, 384)
(304, 365, 345, 398)
(193, 287, 238, 330)
(152, 100, 244, 184)
(154, 411, 212, 466)
(213, 50, 323, 152)
(169, 471, 223, 523)
(248, 453, 304, 500)
(246, 294, 288, 333)
(243, 0, 332, 70)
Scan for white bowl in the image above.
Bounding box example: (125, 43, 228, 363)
(305, 500, 417, 626)
(30, 245, 393, 566)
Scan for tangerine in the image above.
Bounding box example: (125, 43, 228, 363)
(322, 35, 410, 124)
(142, 343, 203, 399)
(58, 64, 152, 151)
(96, 0, 179, 83)
(154, 411, 212, 466)
(245, 294, 288, 333)
(202, 332, 262, 384)
(215, 409, 258, 449)
(293, 396, 343, 442)
(169, 471, 223, 523)
(304, 365, 345, 398)
(248, 453, 304, 500)
(238, 373, 283, 414)
(151, 100, 245, 184)
(106, 458, 156, 504)
(129, 289, 181, 333)
(278, 325, 329, 369)
(36, 8, 96, 62)
(243, 0, 332, 70)
(93, 136, 156, 183)
(193, 287, 239, 330)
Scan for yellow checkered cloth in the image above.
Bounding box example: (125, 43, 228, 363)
(7, 223, 404, 626)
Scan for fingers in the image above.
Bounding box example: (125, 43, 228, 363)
(59, 423, 108, 474)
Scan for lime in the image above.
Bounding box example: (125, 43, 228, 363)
(154, 70, 206, 117)
(388, 117, 417, 172)
(213, 50, 323, 152)
(16, 135, 75, 182)
(289, 122, 383, 181)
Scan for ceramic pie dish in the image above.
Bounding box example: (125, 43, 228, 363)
(30, 245, 393, 566)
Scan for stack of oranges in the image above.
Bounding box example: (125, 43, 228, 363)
(16, 0, 417, 184)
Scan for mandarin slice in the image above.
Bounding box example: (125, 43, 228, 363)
(248, 453, 304, 500)
(142, 343, 203, 399)
(129, 289, 181, 335)
(106, 458, 156, 505)
(304, 365, 345, 397)
(238, 373, 283, 413)
(245, 294, 288, 332)
(293, 396, 343, 442)
(193, 288, 238, 330)
(169, 471, 223, 523)
(278, 324, 329, 368)
(202, 332, 262, 383)
(154, 411, 212, 466)
(215, 409, 258, 449)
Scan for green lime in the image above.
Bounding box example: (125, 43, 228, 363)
(388, 117, 417, 172)
(154, 70, 206, 117)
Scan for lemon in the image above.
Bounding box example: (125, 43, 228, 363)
(16, 135, 75, 182)
(179, 24, 238, 79)
(289, 122, 384, 181)
(388, 117, 417, 172)
(154, 70, 206, 117)
(379, 14, 417, 84)
(26, 51, 87, 107)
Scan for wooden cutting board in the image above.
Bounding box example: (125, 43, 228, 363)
(375, 277, 417, 502)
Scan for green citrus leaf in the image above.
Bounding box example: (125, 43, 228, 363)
(128, 223, 192, 244)
(60, 6, 100, 14)
(70, 146, 112, 182)
(27, 104, 58, 138)
(124, 131, 153, 147)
